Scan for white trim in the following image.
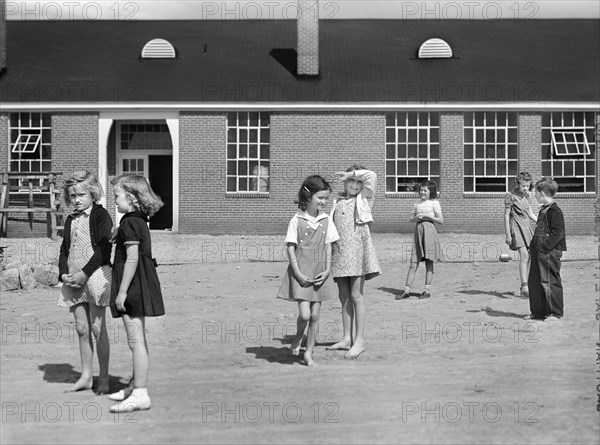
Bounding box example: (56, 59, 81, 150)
(419, 38, 452, 59)
(4, 102, 600, 112)
(166, 118, 179, 233)
(98, 118, 112, 209)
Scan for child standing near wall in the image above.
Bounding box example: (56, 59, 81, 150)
(58, 171, 112, 394)
(504, 172, 537, 297)
(526, 178, 566, 321)
(327, 165, 381, 360)
(278, 175, 339, 366)
(108, 174, 164, 412)
(396, 180, 443, 300)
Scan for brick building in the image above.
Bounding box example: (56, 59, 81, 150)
(1, 7, 598, 236)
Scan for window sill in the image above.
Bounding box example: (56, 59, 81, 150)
(225, 192, 270, 198)
(385, 193, 419, 198)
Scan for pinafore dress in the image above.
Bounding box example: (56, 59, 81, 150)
(277, 218, 336, 302)
(110, 212, 165, 318)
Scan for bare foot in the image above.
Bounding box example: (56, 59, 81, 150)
(345, 341, 366, 359)
(65, 377, 93, 392)
(290, 336, 303, 356)
(326, 339, 351, 351)
(303, 352, 316, 367)
(95, 377, 110, 395)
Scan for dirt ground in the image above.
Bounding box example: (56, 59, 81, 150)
(1, 233, 598, 444)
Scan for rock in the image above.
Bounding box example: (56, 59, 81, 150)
(18, 264, 36, 290)
(33, 264, 59, 287)
(0, 268, 20, 291)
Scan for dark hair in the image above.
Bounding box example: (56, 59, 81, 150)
(297, 175, 332, 210)
(346, 163, 366, 173)
(418, 180, 438, 199)
(535, 177, 559, 197)
(512, 172, 534, 193)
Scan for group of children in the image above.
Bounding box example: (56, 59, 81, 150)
(57, 166, 566, 410)
(59, 171, 164, 413)
(279, 169, 567, 365)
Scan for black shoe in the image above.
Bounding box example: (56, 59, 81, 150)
(419, 291, 431, 299)
(395, 291, 410, 300)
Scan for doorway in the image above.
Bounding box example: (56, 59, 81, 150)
(148, 155, 173, 230)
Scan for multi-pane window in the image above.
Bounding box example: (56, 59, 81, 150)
(226, 112, 270, 193)
(9, 113, 52, 181)
(541, 112, 595, 193)
(464, 112, 518, 192)
(120, 123, 172, 150)
(385, 112, 440, 192)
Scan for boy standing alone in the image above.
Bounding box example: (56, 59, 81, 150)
(526, 178, 567, 321)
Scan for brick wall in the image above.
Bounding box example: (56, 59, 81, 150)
(1, 110, 597, 238)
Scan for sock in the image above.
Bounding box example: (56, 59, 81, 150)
(131, 387, 148, 398)
(404, 285, 411, 293)
(424, 284, 431, 292)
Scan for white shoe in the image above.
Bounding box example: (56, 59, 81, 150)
(108, 389, 128, 401)
(109, 390, 151, 413)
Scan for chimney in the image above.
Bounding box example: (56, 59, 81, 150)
(0, 0, 6, 74)
(297, 0, 319, 77)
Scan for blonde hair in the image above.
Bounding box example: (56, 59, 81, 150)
(111, 174, 163, 217)
(62, 170, 103, 207)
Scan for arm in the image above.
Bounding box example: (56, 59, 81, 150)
(286, 243, 313, 287)
(114, 243, 139, 312)
(528, 205, 538, 223)
(541, 207, 565, 252)
(408, 203, 418, 223)
(353, 169, 376, 200)
(504, 207, 512, 245)
(58, 217, 71, 282)
(425, 201, 444, 224)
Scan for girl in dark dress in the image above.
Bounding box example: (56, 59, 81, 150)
(108, 174, 164, 413)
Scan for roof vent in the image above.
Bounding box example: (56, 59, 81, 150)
(141, 39, 176, 59)
(418, 38, 452, 59)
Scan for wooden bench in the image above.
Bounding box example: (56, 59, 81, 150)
(0, 172, 64, 239)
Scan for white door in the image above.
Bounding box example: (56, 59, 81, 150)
(115, 154, 148, 225)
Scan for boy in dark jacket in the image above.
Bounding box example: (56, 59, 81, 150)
(526, 178, 567, 321)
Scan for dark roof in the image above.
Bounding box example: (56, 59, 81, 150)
(1, 19, 599, 103)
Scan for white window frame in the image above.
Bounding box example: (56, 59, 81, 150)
(385, 112, 440, 193)
(551, 130, 590, 156)
(463, 112, 518, 193)
(9, 113, 52, 188)
(226, 112, 270, 194)
(541, 112, 595, 194)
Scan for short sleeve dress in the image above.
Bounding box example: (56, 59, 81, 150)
(331, 197, 381, 280)
(411, 200, 443, 263)
(110, 212, 165, 318)
(505, 192, 534, 250)
(277, 214, 338, 302)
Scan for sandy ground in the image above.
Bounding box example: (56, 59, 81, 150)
(0, 233, 598, 445)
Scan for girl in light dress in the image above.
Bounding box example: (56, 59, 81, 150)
(396, 180, 443, 300)
(58, 171, 112, 394)
(327, 165, 381, 360)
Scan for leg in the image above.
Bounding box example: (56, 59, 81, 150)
(545, 250, 564, 318)
(88, 304, 110, 394)
(291, 301, 310, 356)
(518, 247, 530, 296)
(303, 302, 321, 366)
(346, 276, 366, 359)
(527, 248, 545, 319)
(396, 262, 419, 299)
(66, 304, 94, 392)
(420, 260, 434, 298)
(327, 278, 353, 350)
(110, 315, 151, 412)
